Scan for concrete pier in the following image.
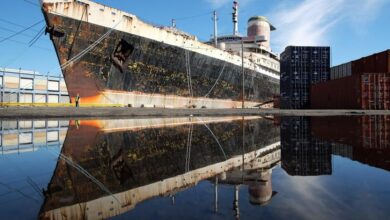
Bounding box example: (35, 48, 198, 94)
(0, 107, 389, 119)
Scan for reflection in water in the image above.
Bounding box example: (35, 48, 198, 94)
(311, 116, 390, 172)
(220, 146, 280, 219)
(280, 115, 390, 176)
(1, 116, 390, 219)
(39, 117, 280, 219)
(280, 117, 332, 176)
(0, 120, 68, 155)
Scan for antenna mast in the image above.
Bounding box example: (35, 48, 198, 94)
(171, 19, 176, 28)
(232, 1, 239, 36)
(213, 11, 218, 47)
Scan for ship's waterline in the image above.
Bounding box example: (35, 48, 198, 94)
(41, 0, 279, 108)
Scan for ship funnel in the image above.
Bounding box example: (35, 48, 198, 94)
(247, 16, 276, 50)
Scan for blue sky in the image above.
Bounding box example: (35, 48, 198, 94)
(0, 0, 389, 75)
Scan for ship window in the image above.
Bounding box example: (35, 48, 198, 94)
(112, 12, 116, 15)
(111, 39, 134, 73)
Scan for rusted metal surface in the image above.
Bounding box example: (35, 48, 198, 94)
(311, 74, 361, 109)
(361, 73, 390, 110)
(351, 50, 390, 75)
(41, 3, 279, 108)
(311, 73, 390, 110)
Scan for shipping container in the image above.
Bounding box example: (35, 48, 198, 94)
(20, 78, 33, 90)
(60, 80, 67, 92)
(19, 93, 33, 103)
(280, 46, 330, 109)
(2, 93, 18, 102)
(34, 79, 47, 90)
(48, 94, 59, 103)
(330, 62, 351, 80)
(48, 80, 59, 91)
(311, 73, 390, 110)
(34, 94, 46, 103)
(1, 68, 69, 105)
(361, 73, 390, 109)
(351, 50, 390, 75)
(4, 76, 19, 89)
(60, 95, 70, 103)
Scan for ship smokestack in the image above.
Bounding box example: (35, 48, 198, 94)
(247, 16, 276, 51)
(232, 1, 239, 36)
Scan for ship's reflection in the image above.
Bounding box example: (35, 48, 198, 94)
(1, 115, 390, 219)
(39, 116, 280, 219)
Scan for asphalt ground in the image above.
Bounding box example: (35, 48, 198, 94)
(0, 107, 389, 119)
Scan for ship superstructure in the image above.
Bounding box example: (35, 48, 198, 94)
(41, 0, 279, 108)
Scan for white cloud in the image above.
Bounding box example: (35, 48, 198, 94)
(270, 0, 388, 52)
(204, 0, 230, 8)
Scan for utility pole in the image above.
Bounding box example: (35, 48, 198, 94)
(241, 39, 245, 108)
(213, 11, 218, 47)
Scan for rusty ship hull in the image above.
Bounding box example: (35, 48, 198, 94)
(41, 0, 279, 108)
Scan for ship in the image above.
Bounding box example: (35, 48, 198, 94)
(41, 0, 280, 108)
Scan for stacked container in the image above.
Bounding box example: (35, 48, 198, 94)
(311, 50, 390, 109)
(280, 46, 330, 109)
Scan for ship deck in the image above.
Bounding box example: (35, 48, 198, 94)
(0, 107, 389, 119)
